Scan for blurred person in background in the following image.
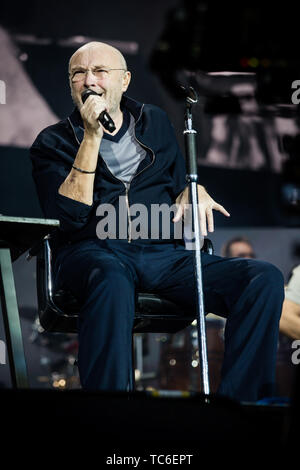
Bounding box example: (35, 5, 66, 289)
(222, 236, 300, 339)
(221, 236, 256, 259)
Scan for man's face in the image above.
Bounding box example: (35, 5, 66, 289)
(229, 241, 255, 258)
(69, 45, 131, 115)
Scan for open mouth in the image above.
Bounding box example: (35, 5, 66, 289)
(80, 89, 105, 104)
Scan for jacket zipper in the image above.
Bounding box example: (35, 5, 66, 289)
(123, 108, 156, 242)
(68, 106, 156, 243)
(124, 184, 132, 242)
(122, 139, 155, 243)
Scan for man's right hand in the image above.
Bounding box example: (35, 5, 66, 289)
(59, 93, 105, 205)
(80, 93, 107, 138)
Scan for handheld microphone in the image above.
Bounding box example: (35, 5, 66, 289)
(81, 89, 116, 133)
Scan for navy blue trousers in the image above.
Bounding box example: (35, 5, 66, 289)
(54, 239, 284, 402)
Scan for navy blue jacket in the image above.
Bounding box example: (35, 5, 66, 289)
(30, 95, 187, 254)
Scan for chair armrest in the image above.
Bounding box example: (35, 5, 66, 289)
(26, 235, 51, 261)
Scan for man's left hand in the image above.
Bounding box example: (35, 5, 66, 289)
(173, 185, 230, 236)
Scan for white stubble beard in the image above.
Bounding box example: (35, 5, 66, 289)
(70, 82, 123, 118)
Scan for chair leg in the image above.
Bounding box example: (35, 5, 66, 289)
(128, 334, 135, 392)
(0, 248, 29, 388)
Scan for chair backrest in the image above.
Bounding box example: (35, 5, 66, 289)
(36, 238, 79, 332)
(34, 238, 214, 334)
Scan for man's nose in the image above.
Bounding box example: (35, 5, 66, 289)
(84, 70, 98, 87)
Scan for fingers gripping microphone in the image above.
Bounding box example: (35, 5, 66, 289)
(81, 89, 116, 133)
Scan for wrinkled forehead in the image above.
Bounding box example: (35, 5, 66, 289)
(69, 45, 123, 72)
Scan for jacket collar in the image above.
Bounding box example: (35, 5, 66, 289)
(68, 95, 144, 146)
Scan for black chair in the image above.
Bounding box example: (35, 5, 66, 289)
(31, 237, 214, 390)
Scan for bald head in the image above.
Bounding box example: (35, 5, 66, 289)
(68, 40, 131, 118)
(69, 41, 127, 74)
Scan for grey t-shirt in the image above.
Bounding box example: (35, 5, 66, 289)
(100, 108, 146, 186)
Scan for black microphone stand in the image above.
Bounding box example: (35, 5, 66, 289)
(182, 86, 210, 396)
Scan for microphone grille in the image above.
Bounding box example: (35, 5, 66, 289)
(81, 89, 98, 104)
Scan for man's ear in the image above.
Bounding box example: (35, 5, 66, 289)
(122, 71, 131, 92)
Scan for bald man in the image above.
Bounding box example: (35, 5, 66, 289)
(30, 42, 284, 402)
